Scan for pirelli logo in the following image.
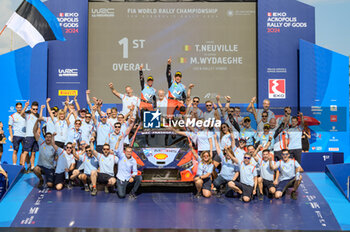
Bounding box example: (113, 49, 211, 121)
(58, 90, 78, 96)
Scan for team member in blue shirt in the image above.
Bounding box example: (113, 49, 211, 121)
(73, 142, 99, 192)
(89, 142, 119, 196)
(228, 152, 258, 202)
(269, 149, 304, 200)
(189, 142, 214, 198)
(139, 65, 156, 111)
(32, 118, 57, 189)
(212, 134, 239, 196)
(53, 142, 76, 191)
(114, 140, 141, 199)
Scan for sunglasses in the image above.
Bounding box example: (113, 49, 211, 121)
(75, 123, 81, 125)
(262, 115, 268, 118)
(193, 100, 199, 103)
(206, 105, 212, 107)
(66, 147, 73, 149)
(102, 148, 109, 151)
(80, 143, 86, 146)
(85, 116, 91, 118)
(115, 126, 121, 128)
(282, 153, 289, 156)
(101, 116, 107, 119)
(244, 157, 251, 160)
(107, 113, 111, 115)
(86, 150, 92, 152)
(32, 108, 38, 111)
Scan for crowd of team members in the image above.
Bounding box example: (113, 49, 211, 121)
(3, 58, 306, 201)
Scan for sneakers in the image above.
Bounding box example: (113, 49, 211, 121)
(129, 193, 137, 199)
(104, 186, 109, 193)
(91, 188, 97, 196)
(84, 184, 90, 192)
(258, 194, 264, 201)
(291, 191, 297, 200)
(37, 179, 44, 189)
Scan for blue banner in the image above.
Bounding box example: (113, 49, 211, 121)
(45, 0, 88, 109)
(258, 0, 315, 112)
(0, 44, 48, 163)
(299, 39, 349, 162)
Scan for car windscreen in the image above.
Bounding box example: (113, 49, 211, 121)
(133, 133, 189, 149)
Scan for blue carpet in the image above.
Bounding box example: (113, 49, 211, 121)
(9, 174, 340, 230)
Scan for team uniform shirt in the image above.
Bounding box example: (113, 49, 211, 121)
(157, 97, 168, 117)
(217, 150, 237, 181)
(185, 130, 212, 151)
(256, 109, 275, 122)
(167, 80, 186, 100)
(43, 117, 56, 134)
(274, 130, 289, 152)
(25, 113, 38, 137)
(141, 84, 156, 102)
(36, 138, 56, 169)
(54, 119, 69, 143)
(238, 161, 257, 187)
(8, 112, 26, 137)
(96, 153, 119, 176)
(81, 121, 95, 143)
(219, 133, 232, 151)
(203, 108, 222, 121)
(108, 131, 125, 152)
(233, 147, 246, 163)
(188, 107, 204, 119)
(277, 159, 300, 181)
(287, 126, 303, 150)
(239, 127, 256, 146)
(258, 158, 275, 181)
(255, 132, 274, 150)
(55, 148, 76, 174)
(196, 156, 214, 177)
(115, 151, 138, 181)
(78, 154, 99, 175)
(65, 127, 82, 145)
(95, 121, 113, 146)
(119, 93, 139, 117)
(120, 122, 130, 145)
(107, 117, 119, 128)
(75, 150, 85, 170)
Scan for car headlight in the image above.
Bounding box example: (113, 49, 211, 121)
(180, 160, 193, 170)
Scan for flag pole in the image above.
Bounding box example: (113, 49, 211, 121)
(0, 25, 7, 36)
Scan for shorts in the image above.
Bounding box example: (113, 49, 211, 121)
(38, 165, 54, 183)
(277, 178, 296, 192)
(212, 151, 221, 163)
(234, 181, 254, 197)
(97, 173, 114, 184)
(12, 136, 25, 151)
(23, 137, 39, 152)
(196, 175, 212, 190)
(54, 172, 66, 185)
(263, 179, 275, 190)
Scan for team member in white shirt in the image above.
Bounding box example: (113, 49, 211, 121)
(108, 82, 140, 117)
(53, 142, 76, 191)
(8, 102, 26, 165)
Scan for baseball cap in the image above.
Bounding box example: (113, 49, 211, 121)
(243, 116, 251, 122)
(239, 137, 247, 142)
(52, 106, 59, 112)
(80, 108, 88, 113)
(263, 124, 270, 129)
(147, 76, 154, 81)
(175, 71, 182, 77)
